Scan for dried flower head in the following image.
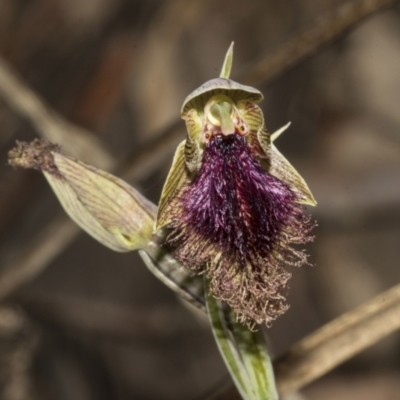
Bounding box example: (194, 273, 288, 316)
(156, 43, 317, 327)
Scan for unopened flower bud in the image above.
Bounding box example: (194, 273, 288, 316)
(9, 139, 156, 252)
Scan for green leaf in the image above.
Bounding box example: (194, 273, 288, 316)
(231, 315, 279, 399)
(205, 278, 279, 400)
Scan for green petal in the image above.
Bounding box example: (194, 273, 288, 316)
(269, 144, 317, 206)
(237, 101, 265, 134)
(237, 101, 270, 158)
(257, 128, 271, 156)
(184, 109, 202, 173)
(156, 140, 190, 230)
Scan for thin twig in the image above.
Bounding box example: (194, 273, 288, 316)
(0, 217, 79, 302)
(207, 282, 400, 399)
(0, 57, 113, 169)
(18, 291, 198, 341)
(0, 306, 38, 400)
(240, 0, 399, 86)
(120, 119, 183, 182)
(275, 281, 400, 394)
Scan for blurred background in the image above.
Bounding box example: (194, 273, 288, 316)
(0, 0, 400, 399)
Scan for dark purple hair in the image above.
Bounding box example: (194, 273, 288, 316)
(167, 134, 314, 326)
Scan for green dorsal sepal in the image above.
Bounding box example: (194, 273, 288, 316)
(220, 42, 234, 79)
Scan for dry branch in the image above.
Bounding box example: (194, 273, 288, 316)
(240, 0, 399, 86)
(0, 306, 38, 400)
(0, 57, 112, 169)
(18, 291, 197, 341)
(274, 281, 400, 394)
(0, 217, 79, 302)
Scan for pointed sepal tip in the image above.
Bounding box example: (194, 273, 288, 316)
(219, 42, 234, 79)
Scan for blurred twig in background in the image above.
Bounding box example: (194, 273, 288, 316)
(241, 0, 399, 86)
(0, 216, 78, 302)
(0, 57, 112, 168)
(275, 281, 400, 393)
(0, 307, 38, 400)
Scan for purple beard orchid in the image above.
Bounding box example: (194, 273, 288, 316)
(155, 44, 316, 328)
(7, 43, 316, 329)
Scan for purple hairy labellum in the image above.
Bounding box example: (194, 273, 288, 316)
(156, 43, 317, 327)
(167, 134, 314, 326)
